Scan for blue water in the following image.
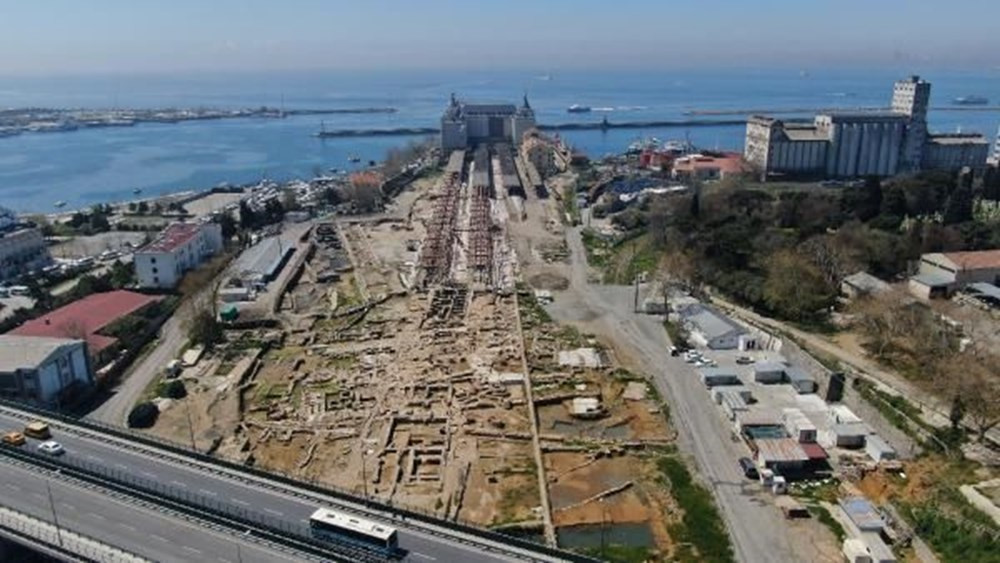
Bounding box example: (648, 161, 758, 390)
(2, 68, 999, 212)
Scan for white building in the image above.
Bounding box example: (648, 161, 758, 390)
(678, 304, 753, 350)
(745, 76, 989, 179)
(441, 94, 536, 151)
(134, 222, 224, 288)
(0, 207, 50, 282)
(0, 335, 92, 407)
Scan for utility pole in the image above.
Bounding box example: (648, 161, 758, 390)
(45, 477, 64, 548)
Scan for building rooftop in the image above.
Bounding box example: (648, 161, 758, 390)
(941, 249, 1000, 270)
(967, 282, 1000, 301)
(928, 133, 989, 145)
(783, 127, 829, 142)
(911, 271, 953, 287)
(139, 223, 202, 254)
(9, 290, 162, 355)
(679, 304, 747, 340)
(0, 335, 82, 372)
(840, 497, 885, 532)
(755, 438, 810, 463)
(843, 271, 891, 294)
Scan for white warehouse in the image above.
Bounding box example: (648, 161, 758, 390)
(134, 222, 224, 289)
(0, 335, 92, 407)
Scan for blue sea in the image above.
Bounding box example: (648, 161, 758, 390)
(1, 68, 999, 212)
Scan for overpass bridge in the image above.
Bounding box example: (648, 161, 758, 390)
(0, 400, 592, 562)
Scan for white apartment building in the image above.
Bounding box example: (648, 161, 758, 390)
(0, 335, 92, 407)
(134, 222, 224, 288)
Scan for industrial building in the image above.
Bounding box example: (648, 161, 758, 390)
(440, 94, 536, 151)
(0, 335, 92, 407)
(745, 76, 990, 179)
(0, 207, 50, 282)
(908, 249, 1000, 299)
(134, 222, 224, 288)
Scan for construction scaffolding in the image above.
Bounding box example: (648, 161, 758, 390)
(419, 150, 464, 286)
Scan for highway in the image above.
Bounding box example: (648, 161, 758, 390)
(545, 219, 799, 562)
(0, 459, 305, 562)
(0, 407, 561, 562)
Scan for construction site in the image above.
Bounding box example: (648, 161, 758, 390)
(146, 140, 681, 557)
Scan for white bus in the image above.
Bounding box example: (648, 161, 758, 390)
(308, 507, 399, 554)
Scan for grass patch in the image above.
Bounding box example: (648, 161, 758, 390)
(493, 469, 540, 526)
(902, 502, 1000, 562)
(807, 505, 846, 543)
(657, 456, 734, 563)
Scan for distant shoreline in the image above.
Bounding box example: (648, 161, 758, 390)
(0, 106, 397, 139)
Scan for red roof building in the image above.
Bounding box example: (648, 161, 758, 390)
(9, 290, 162, 356)
(672, 152, 749, 180)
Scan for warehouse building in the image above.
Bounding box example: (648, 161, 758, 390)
(441, 94, 536, 151)
(745, 76, 989, 179)
(908, 249, 1000, 299)
(0, 335, 92, 407)
(677, 303, 755, 350)
(134, 222, 224, 289)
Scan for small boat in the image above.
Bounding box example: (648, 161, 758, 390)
(133, 188, 142, 194)
(567, 104, 592, 113)
(953, 95, 989, 106)
(54, 201, 67, 208)
(348, 155, 361, 163)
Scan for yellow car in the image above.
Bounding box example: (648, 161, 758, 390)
(1, 431, 26, 446)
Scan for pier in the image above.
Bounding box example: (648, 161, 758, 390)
(314, 117, 745, 139)
(684, 105, 1000, 116)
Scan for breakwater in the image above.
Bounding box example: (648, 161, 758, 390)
(314, 118, 745, 139)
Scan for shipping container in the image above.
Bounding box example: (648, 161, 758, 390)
(752, 361, 785, 383)
(865, 434, 897, 462)
(781, 408, 818, 443)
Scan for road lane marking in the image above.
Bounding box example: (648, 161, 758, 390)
(115, 463, 128, 470)
(199, 489, 218, 497)
(4, 483, 20, 491)
(264, 508, 284, 516)
(170, 480, 188, 488)
(118, 523, 137, 532)
(150, 534, 168, 543)
(141, 471, 157, 479)
(231, 498, 249, 506)
(88, 512, 106, 521)
(31, 493, 45, 501)
(182, 546, 202, 555)
(218, 559, 234, 563)
(60, 503, 76, 511)
(412, 553, 437, 561)
(86, 455, 102, 462)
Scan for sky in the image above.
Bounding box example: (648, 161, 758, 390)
(2, 0, 999, 74)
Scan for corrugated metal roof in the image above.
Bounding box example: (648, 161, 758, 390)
(680, 304, 747, 341)
(755, 438, 809, 463)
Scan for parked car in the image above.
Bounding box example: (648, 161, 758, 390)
(736, 356, 755, 365)
(37, 440, 65, 456)
(1, 431, 26, 446)
(738, 457, 758, 479)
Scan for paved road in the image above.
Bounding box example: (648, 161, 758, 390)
(0, 459, 305, 563)
(0, 409, 534, 562)
(544, 220, 797, 562)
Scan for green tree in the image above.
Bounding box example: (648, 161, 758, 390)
(188, 309, 223, 349)
(762, 249, 835, 322)
(942, 187, 973, 225)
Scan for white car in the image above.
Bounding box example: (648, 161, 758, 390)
(37, 440, 65, 456)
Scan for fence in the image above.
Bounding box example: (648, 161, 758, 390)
(0, 503, 148, 562)
(0, 398, 595, 562)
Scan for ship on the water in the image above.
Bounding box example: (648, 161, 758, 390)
(567, 104, 592, 113)
(953, 95, 989, 106)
